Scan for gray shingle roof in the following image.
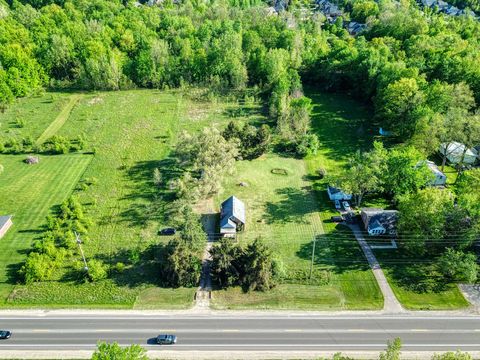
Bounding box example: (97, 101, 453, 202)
(221, 196, 246, 225)
(0, 216, 12, 230)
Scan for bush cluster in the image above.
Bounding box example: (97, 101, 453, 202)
(0, 135, 86, 155)
(19, 196, 98, 284)
(210, 238, 279, 292)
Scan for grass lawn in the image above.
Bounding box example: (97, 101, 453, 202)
(0, 92, 72, 141)
(0, 154, 92, 301)
(211, 154, 383, 310)
(303, 89, 467, 310)
(0, 89, 261, 308)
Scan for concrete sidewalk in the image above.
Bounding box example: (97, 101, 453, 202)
(348, 224, 404, 313)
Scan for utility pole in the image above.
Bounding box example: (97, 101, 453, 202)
(75, 231, 89, 272)
(309, 235, 317, 281)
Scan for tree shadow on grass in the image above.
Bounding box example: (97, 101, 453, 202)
(92, 243, 174, 288)
(296, 225, 370, 275)
(376, 249, 448, 293)
(264, 187, 318, 224)
(115, 157, 183, 227)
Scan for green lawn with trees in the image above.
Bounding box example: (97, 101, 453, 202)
(211, 151, 382, 310)
(0, 0, 479, 310)
(0, 153, 92, 302)
(0, 89, 262, 307)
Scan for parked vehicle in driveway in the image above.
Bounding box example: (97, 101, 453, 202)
(0, 330, 11, 340)
(158, 228, 176, 236)
(342, 201, 351, 211)
(156, 334, 177, 345)
(334, 200, 341, 210)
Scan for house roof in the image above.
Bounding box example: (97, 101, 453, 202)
(220, 217, 237, 229)
(347, 21, 367, 35)
(221, 196, 246, 225)
(440, 142, 478, 158)
(0, 216, 12, 230)
(361, 208, 398, 233)
(417, 160, 446, 178)
(327, 185, 342, 195)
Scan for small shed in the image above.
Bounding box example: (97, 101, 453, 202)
(417, 160, 447, 186)
(439, 142, 478, 164)
(220, 196, 246, 237)
(0, 216, 13, 239)
(327, 185, 352, 201)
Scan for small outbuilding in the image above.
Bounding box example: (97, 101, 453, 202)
(361, 208, 398, 236)
(0, 216, 13, 239)
(440, 142, 478, 165)
(417, 160, 447, 186)
(327, 185, 352, 201)
(220, 196, 246, 238)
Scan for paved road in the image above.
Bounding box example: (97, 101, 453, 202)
(0, 314, 479, 352)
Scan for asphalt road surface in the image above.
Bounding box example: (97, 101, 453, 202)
(0, 314, 479, 351)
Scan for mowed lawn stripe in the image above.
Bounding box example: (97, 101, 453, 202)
(0, 154, 93, 288)
(36, 94, 82, 145)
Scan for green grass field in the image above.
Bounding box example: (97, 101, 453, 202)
(0, 89, 260, 308)
(304, 89, 467, 310)
(0, 154, 92, 301)
(211, 153, 383, 310)
(0, 92, 72, 141)
(0, 88, 468, 309)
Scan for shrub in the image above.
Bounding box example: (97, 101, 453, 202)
(438, 248, 478, 283)
(317, 167, 327, 178)
(20, 252, 58, 284)
(87, 260, 108, 282)
(15, 118, 26, 128)
(92, 342, 148, 360)
(160, 239, 202, 287)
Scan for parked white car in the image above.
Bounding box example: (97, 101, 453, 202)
(342, 201, 351, 211)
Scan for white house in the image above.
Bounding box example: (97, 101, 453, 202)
(440, 142, 478, 164)
(361, 208, 398, 236)
(417, 160, 447, 186)
(220, 196, 246, 237)
(327, 185, 352, 201)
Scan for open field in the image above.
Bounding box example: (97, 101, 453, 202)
(0, 92, 72, 141)
(0, 154, 92, 301)
(0, 89, 262, 308)
(304, 89, 468, 310)
(211, 154, 383, 310)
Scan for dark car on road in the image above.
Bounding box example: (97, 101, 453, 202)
(156, 334, 177, 345)
(0, 330, 11, 340)
(158, 228, 176, 236)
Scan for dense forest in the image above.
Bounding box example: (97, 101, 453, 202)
(1, 0, 480, 145)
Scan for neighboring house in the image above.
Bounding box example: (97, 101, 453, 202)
(327, 185, 352, 201)
(220, 196, 246, 237)
(419, 0, 478, 18)
(346, 21, 367, 35)
(316, 0, 343, 19)
(0, 216, 12, 239)
(416, 160, 447, 186)
(439, 142, 478, 165)
(361, 208, 398, 236)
